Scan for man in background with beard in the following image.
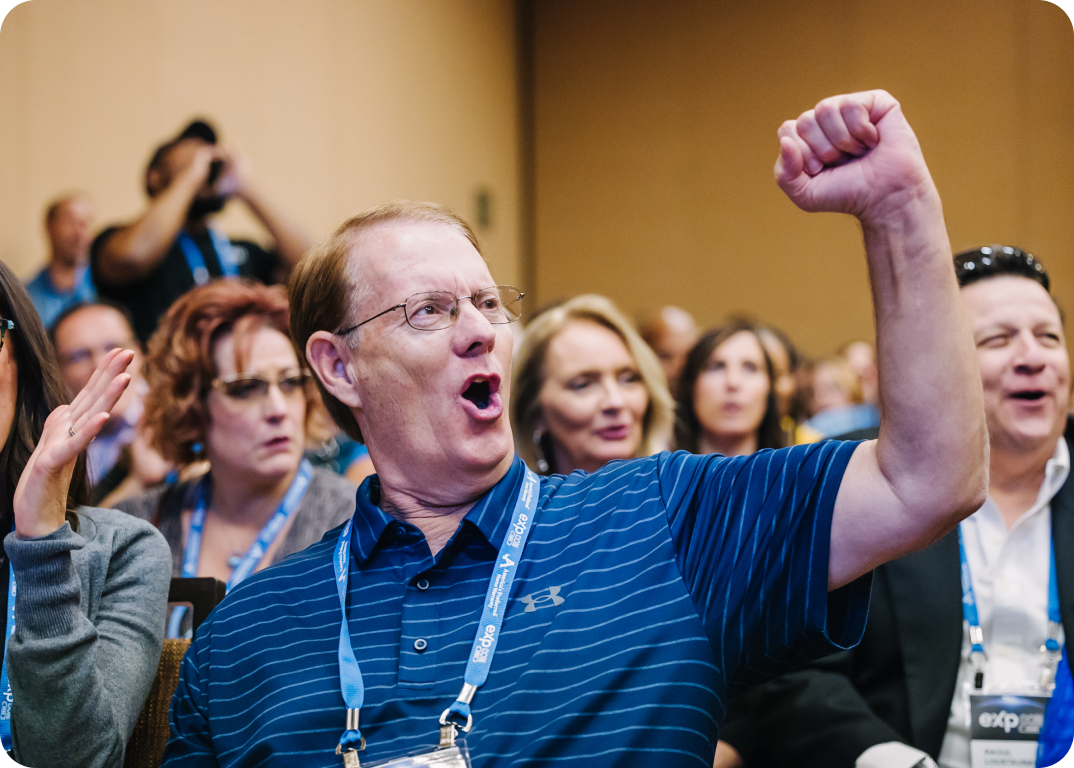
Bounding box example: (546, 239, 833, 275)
(91, 120, 311, 343)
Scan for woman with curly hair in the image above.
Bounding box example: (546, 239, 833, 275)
(117, 279, 356, 636)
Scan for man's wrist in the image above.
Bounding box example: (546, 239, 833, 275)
(858, 180, 941, 234)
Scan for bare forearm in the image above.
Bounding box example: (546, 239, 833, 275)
(864, 188, 986, 538)
(826, 190, 987, 587)
(772, 91, 988, 589)
(97, 177, 200, 284)
(240, 184, 312, 267)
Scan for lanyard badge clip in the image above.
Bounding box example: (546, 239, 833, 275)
(336, 708, 366, 767)
(969, 624, 987, 690)
(439, 683, 477, 747)
(1041, 620, 1063, 689)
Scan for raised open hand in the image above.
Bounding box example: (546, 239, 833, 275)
(774, 90, 936, 223)
(13, 348, 133, 538)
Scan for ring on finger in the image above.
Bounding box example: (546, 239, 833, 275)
(68, 425, 76, 438)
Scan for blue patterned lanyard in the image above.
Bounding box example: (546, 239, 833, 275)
(0, 553, 15, 751)
(958, 524, 1062, 690)
(168, 459, 315, 638)
(177, 228, 240, 286)
(333, 466, 540, 763)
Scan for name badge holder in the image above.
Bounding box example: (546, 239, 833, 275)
(333, 468, 541, 768)
(167, 459, 315, 638)
(958, 527, 1061, 768)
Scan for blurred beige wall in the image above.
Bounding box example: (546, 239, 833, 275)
(532, 0, 1074, 357)
(0, 0, 521, 286)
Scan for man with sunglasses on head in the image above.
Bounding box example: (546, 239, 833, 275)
(161, 90, 987, 768)
(717, 246, 1072, 768)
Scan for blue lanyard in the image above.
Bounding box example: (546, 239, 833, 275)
(333, 466, 541, 761)
(958, 523, 1062, 690)
(168, 459, 314, 638)
(177, 229, 240, 286)
(0, 556, 15, 751)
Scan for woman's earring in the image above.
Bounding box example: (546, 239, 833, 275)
(532, 430, 550, 474)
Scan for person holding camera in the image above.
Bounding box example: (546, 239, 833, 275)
(90, 119, 312, 343)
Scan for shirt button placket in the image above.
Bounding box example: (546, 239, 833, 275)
(398, 573, 437, 685)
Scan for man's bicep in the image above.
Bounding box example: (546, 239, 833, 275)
(829, 441, 920, 590)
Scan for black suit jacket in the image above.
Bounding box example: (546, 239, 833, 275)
(721, 417, 1074, 768)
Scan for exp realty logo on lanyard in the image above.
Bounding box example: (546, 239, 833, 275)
(959, 525, 1062, 768)
(167, 459, 315, 638)
(332, 467, 540, 768)
(177, 229, 241, 286)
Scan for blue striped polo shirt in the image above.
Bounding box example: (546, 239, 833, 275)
(163, 442, 870, 767)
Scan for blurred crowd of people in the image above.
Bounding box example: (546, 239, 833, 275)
(23, 119, 890, 523)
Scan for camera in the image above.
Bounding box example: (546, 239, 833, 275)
(207, 159, 226, 186)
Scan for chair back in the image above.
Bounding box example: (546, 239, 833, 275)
(123, 638, 190, 768)
(123, 577, 225, 768)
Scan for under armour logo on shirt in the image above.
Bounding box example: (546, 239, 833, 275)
(520, 586, 566, 612)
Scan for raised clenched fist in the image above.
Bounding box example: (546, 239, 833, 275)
(774, 90, 937, 223)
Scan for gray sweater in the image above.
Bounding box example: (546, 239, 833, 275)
(5, 507, 171, 768)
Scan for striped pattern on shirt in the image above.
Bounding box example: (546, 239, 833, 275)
(163, 442, 869, 767)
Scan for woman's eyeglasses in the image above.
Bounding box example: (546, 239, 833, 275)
(211, 369, 310, 402)
(0, 319, 14, 353)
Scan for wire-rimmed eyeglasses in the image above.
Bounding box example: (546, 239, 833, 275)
(334, 286, 524, 335)
(0, 319, 13, 353)
(211, 368, 311, 402)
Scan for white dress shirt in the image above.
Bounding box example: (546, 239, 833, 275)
(858, 436, 1070, 768)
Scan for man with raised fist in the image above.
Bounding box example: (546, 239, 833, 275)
(161, 90, 987, 768)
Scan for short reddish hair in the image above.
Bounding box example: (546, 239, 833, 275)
(289, 201, 481, 442)
(144, 279, 321, 465)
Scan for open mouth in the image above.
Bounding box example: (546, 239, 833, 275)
(462, 377, 492, 410)
(1010, 390, 1047, 401)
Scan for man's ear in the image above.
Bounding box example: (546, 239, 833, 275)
(307, 331, 364, 410)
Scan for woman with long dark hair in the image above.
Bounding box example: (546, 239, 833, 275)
(675, 320, 784, 456)
(0, 260, 170, 767)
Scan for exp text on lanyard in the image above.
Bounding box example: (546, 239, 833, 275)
(0, 533, 15, 752)
(332, 466, 541, 767)
(958, 524, 1063, 691)
(167, 458, 314, 638)
(177, 229, 241, 286)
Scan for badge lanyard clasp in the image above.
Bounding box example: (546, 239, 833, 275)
(439, 683, 477, 747)
(336, 708, 366, 767)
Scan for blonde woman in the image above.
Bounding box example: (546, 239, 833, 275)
(512, 295, 673, 475)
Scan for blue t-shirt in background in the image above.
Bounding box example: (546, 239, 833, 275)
(24, 266, 96, 330)
(164, 442, 869, 767)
